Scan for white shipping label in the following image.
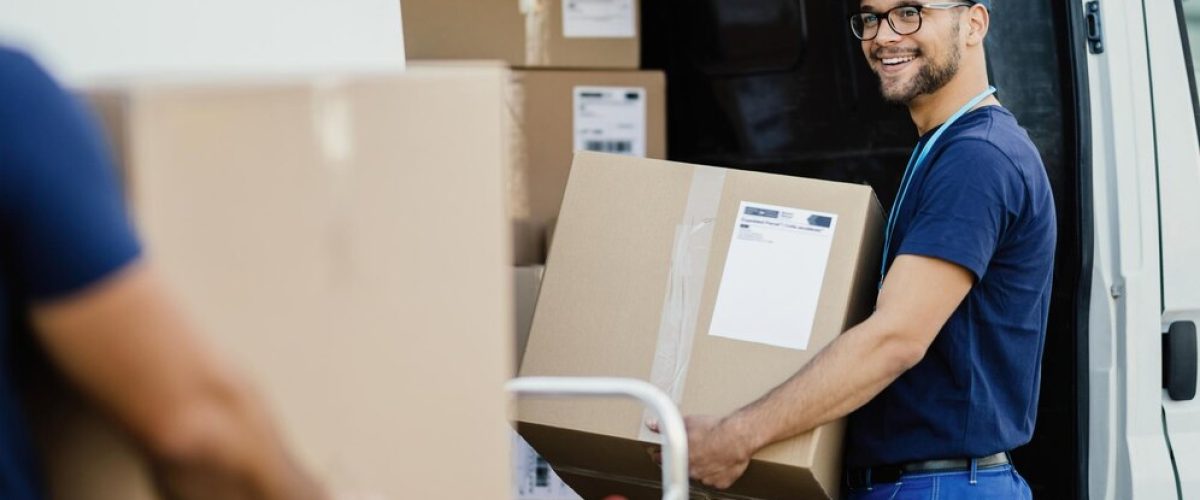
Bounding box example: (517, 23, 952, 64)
(574, 86, 647, 157)
(562, 0, 636, 38)
(708, 202, 839, 350)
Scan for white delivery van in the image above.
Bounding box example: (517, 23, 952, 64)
(1081, 0, 1200, 498)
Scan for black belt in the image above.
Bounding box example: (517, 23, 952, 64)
(846, 452, 1011, 488)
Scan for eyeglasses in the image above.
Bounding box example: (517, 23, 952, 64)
(849, 2, 974, 41)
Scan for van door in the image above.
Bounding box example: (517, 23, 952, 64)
(1151, 1, 1200, 497)
(1084, 0, 1179, 498)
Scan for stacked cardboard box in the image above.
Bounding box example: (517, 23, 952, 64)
(29, 65, 515, 500)
(507, 69, 666, 265)
(403, 0, 660, 266)
(402, 0, 640, 69)
(405, 4, 660, 496)
(517, 152, 884, 500)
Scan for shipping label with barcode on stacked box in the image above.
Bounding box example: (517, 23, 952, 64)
(573, 86, 647, 157)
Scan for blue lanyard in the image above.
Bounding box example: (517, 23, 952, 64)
(878, 86, 997, 289)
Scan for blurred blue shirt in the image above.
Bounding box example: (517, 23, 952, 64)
(0, 47, 142, 499)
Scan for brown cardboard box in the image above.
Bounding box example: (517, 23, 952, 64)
(514, 265, 546, 369)
(30, 65, 514, 500)
(517, 152, 884, 500)
(402, 0, 640, 69)
(406, 63, 665, 265)
(507, 69, 666, 264)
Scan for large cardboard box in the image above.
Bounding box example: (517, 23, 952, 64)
(508, 69, 666, 264)
(402, 0, 639, 69)
(29, 66, 514, 500)
(517, 152, 884, 500)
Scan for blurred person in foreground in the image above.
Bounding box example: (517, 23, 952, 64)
(0, 46, 326, 499)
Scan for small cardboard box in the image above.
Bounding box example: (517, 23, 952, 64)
(517, 152, 884, 499)
(29, 65, 515, 500)
(402, 0, 640, 69)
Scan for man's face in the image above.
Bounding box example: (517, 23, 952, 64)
(859, 1, 965, 104)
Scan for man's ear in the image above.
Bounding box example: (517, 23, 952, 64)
(966, 5, 990, 46)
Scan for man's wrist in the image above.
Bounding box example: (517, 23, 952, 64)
(720, 410, 768, 460)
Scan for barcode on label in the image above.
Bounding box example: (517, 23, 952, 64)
(584, 140, 634, 154)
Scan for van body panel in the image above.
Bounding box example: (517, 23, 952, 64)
(1085, 0, 1179, 498)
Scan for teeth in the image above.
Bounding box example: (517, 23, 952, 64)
(882, 56, 916, 65)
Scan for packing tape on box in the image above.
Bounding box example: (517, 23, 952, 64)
(311, 79, 355, 283)
(312, 79, 354, 168)
(553, 464, 760, 500)
(506, 72, 532, 219)
(523, 0, 552, 66)
(638, 166, 726, 442)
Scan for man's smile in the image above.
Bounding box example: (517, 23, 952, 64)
(873, 50, 921, 75)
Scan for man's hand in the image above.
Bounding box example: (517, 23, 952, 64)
(647, 415, 755, 490)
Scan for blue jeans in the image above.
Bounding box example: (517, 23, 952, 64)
(845, 464, 1033, 499)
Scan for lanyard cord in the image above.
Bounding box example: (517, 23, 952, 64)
(878, 86, 998, 289)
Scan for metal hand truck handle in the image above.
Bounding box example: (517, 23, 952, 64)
(506, 377, 690, 500)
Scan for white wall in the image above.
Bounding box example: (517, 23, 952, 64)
(0, 0, 405, 85)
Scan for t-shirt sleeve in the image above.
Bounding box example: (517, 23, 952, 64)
(0, 49, 142, 301)
(896, 139, 1021, 281)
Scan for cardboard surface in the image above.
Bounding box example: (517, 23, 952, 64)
(31, 66, 514, 500)
(508, 69, 665, 264)
(514, 265, 546, 369)
(406, 63, 664, 265)
(402, 0, 639, 68)
(517, 152, 884, 500)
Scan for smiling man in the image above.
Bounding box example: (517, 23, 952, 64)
(649, 1, 1056, 498)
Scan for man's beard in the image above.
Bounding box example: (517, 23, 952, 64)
(878, 27, 962, 104)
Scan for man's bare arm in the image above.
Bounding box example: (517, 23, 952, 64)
(667, 254, 976, 489)
(30, 260, 325, 500)
(729, 254, 974, 452)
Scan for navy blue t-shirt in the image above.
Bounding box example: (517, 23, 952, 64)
(0, 48, 142, 499)
(846, 106, 1057, 466)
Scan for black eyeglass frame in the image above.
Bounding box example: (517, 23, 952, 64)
(848, 2, 975, 41)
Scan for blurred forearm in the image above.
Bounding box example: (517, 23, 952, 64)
(31, 261, 326, 500)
